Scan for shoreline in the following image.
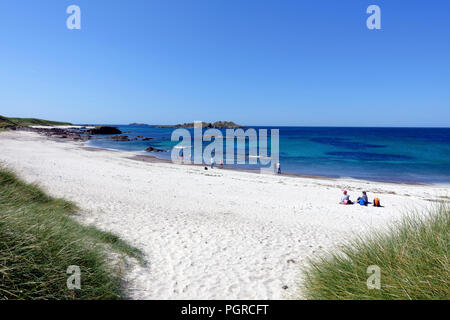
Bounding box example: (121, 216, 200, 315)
(128, 153, 436, 187)
(1, 130, 448, 299)
(84, 143, 433, 187)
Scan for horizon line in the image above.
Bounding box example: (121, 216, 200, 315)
(75, 123, 450, 129)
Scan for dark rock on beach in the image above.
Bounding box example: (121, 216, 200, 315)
(109, 135, 130, 141)
(145, 146, 165, 152)
(142, 137, 153, 141)
(27, 127, 91, 142)
(86, 126, 122, 135)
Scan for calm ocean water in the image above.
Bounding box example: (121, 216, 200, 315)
(86, 126, 450, 184)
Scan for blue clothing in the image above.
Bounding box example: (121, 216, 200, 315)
(358, 195, 369, 205)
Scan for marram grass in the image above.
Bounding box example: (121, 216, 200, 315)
(0, 167, 142, 300)
(301, 204, 449, 300)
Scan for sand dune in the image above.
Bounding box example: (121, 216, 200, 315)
(0, 131, 447, 299)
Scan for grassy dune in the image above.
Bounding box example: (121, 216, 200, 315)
(0, 116, 17, 129)
(302, 205, 449, 300)
(0, 115, 71, 129)
(0, 167, 142, 300)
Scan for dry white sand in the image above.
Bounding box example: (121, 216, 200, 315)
(0, 131, 448, 299)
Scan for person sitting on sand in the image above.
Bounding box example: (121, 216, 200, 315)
(340, 190, 352, 205)
(357, 191, 369, 206)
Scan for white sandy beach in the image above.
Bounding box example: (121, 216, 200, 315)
(0, 130, 448, 299)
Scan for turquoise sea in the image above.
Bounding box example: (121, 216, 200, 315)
(86, 126, 450, 184)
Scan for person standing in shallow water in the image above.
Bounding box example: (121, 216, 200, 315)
(277, 162, 281, 174)
(210, 157, 215, 169)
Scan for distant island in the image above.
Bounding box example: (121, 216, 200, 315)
(0, 115, 72, 129)
(129, 123, 150, 127)
(152, 121, 244, 129)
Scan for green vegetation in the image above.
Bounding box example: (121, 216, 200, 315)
(0, 167, 143, 300)
(0, 115, 72, 129)
(210, 121, 243, 129)
(301, 205, 449, 300)
(0, 116, 18, 129)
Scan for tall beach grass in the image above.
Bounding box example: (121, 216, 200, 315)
(0, 167, 142, 300)
(301, 204, 449, 299)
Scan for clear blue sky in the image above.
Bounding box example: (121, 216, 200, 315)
(1, 0, 449, 126)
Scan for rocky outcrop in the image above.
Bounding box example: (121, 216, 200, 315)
(145, 146, 164, 152)
(27, 127, 90, 142)
(86, 126, 122, 135)
(109, 135, 152, 142)
(15, 124, 160, 146)
(109, 135, 130, 141)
